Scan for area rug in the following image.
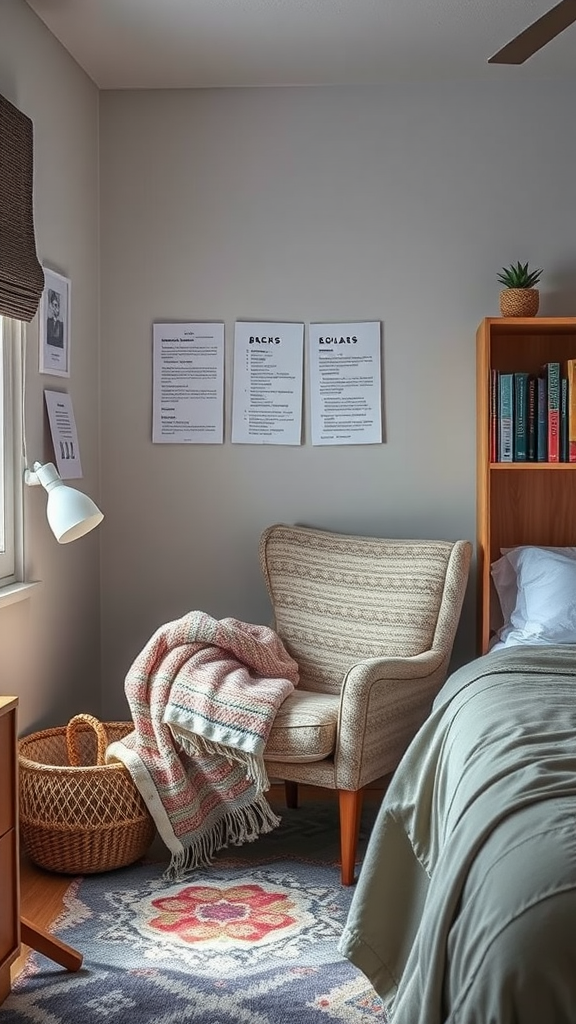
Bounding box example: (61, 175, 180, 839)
(4, 801, 387, 1023)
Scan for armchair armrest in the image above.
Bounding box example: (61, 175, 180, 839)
(342, 651, 445, 693)
(334, 651, 448, 790)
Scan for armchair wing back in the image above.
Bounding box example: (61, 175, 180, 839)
(260, 524, 471, 693)
(260, 524, 472, 884)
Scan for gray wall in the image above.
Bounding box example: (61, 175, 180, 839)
(99, 82, 576, 718)
(2, 0, 575, 733)
(0, 0, 101, 734)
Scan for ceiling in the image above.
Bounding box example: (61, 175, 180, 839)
(24, 0, 576, 90)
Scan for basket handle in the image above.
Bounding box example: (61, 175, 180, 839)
(66, 714, 109, 767)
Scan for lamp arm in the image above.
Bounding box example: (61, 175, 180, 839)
(24, 465, 42, 486)
(24, 461, 62, 489)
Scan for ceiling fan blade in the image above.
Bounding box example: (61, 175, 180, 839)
(488, 0, 576, 63)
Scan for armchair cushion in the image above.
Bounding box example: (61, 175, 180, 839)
(264, 690, 339, 763)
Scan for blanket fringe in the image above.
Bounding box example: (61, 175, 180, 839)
(163, 793, 281, 881)
(174, 732, 271, 792)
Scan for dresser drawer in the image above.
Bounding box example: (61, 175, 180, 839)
(0, 828, 18, 967)
(0, 711, 16, 838)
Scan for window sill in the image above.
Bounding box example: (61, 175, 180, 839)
(0, 581, 42, 609)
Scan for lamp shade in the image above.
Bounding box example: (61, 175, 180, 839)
(27, 462, 104, 543)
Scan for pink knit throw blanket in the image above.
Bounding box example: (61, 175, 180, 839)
(107, 611, 299, 879)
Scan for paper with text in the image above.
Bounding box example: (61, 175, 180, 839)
(44, 390, 83, 478)
(152, 323, 225, 443)
(309, 321, 382, 445)
(231, 322, 304, 445)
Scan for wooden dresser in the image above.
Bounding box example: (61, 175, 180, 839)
(0, 696, 19, 1005)
(0, 696, 83, 1004)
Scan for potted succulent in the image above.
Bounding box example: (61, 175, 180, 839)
(497, 261, 543, 317)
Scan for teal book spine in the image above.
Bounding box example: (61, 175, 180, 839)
(537, 375, 547, 461)
(498, 373, 514, 462)
(513, 372, 529, 461)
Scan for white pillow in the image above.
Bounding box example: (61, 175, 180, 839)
(491, 546, 576, 647)
(490, 553, 518, 628)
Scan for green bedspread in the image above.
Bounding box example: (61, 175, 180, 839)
(339, 645, 576, 1023)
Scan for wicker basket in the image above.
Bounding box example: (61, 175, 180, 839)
(499, 287, 540, 317)
(19, 715, 155, 875)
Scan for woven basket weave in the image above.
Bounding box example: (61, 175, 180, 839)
(19, 715, 155, 875)
(499, 288, 539, 317)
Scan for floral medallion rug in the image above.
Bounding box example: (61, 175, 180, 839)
(4, 802, 386, 1024)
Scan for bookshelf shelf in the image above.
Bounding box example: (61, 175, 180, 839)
(489, 462, 576, 470)
(477, 316, 576, 654)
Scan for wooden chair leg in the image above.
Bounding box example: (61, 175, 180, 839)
(338, 788, 364, 886)
(285, 780, 299, 808)
(20, 916, 83, 972)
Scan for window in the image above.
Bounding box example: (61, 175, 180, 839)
(0, 316, 24, 588)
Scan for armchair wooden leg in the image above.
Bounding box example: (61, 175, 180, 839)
(338, 788, 364, 886)
(20, 916, 83, 972)
(285, 780, 299, 808)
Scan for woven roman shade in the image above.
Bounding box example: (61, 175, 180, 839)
(0, 93, 44, 321)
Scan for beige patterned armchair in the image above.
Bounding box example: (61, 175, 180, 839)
(261, 524, 472, 884)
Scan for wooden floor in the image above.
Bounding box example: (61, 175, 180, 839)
(11, 857, 73, 980)
(11, 782, 386, 985)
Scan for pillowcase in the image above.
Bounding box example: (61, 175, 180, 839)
(491, 545, 576, 648)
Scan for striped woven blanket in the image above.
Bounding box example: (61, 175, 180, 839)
(107, 610, 299, 878)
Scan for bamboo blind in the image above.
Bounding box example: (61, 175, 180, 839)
(0, 93, 44, 321)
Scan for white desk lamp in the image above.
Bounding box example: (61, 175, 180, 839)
(24, 461, 104, 543)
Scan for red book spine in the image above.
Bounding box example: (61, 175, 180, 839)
(544, 362, 560, 463)
(548, 413, 560, 462)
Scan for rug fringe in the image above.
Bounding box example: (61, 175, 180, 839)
(163, 794, 282, 881)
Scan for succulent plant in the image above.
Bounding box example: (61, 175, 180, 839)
(497, 261, 543, 290)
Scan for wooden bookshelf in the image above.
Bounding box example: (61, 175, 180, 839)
(476, 317, 576, 654)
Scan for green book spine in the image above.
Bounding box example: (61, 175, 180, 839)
(513, 372, 529, 461)
(543, 361, 560, 462)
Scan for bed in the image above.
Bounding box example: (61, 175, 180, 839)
(338, 642, 576, 1023)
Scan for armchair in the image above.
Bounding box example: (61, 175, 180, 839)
(261, 524, 472, 884)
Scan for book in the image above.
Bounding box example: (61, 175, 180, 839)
(561, 376, 568, 462)
(513, 372, 529, 461)
(542, 361, 560, 463)
(489, 369, 499, 463)
(566, 358, 576, 462)
(536, 375, 547, 461)
(498, 373, 514, 462)
(527, 375, 537, 461)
